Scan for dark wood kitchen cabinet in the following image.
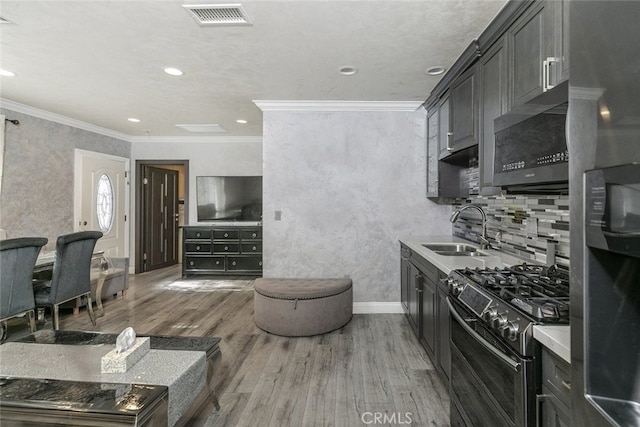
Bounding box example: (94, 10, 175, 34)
(538, 349, 571, 427)
(478, 38, 508, 193)
(418, 259, 438, 360)
(426, 102, 470, 199)
(449, 65, 479, 153)
(400, 244, 449, 382)
(437, 93, 451, 159)
(436, 271, 451, 382)
(182, 225, 262, 277)
(507, 0, 568, 108)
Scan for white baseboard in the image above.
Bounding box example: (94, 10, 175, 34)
(353, 302, 404, 314)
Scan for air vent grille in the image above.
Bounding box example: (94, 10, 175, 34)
(175, 124, 228, 133)
(183, 4, 251, 26)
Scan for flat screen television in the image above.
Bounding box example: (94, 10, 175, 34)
(196, 176, 262, 222)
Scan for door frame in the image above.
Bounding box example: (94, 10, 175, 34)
(135, 159, 189, 273)
(74, 149, 130, 257)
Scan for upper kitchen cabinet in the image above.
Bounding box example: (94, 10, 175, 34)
(507, 0, 568, 108)
(426, 107, 440, 197)
(437, 93, 451, 159)
(449, 65, 479, 153)
(426, 101, 469, 199)
(478, 39, 507, 194)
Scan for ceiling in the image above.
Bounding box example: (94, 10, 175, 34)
(0, 0, 507, 139)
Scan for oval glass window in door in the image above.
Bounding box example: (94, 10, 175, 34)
(96, 173, 114, 234)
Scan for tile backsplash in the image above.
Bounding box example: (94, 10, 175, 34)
(452, 194, 570, 267)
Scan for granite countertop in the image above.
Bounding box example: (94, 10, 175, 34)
(400, 235, 571, 363)
(533, 325, 571, 363)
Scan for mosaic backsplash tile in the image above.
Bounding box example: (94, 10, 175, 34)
(452, 194, 570, 268)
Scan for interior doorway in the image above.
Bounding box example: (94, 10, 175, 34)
(136, 160, 188, 273)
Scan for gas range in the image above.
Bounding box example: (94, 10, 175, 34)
(446, 263, 570, 356)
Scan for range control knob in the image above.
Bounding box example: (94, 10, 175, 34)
(501, 321, 519, 341)
(492, 313, 507, 329)
(449, 279, 464, 296)
(482, 306, 498, 322)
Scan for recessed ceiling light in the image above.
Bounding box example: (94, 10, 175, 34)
(0, 69, 16, 77)
(164, 67, 184, 76)
(236, 119, 248, 124)
(128, 118, 140, 123)
(426, 66, 446, 76)
(339, 66, 358, 76)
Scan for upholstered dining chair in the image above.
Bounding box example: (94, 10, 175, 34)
(33, 231, 103, 330)
(0, 237, 48, 341)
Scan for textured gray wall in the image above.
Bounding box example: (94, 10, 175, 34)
(0, 108, 130, 250)
(262, 109, 452, 304)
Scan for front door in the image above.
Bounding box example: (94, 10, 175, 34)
(141, 166, 179, 272)
(75, 150, 129, 258)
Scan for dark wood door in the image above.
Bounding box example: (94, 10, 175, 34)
(142, 166, 179, 272)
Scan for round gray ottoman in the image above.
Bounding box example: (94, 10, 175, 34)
(254, 278, 353, 336)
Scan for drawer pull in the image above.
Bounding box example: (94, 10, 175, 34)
(224, 246, 229, 251)
(252, 246, 257, 251)
(196, 245, 200, 250)
(224, 233, 229, 238)
(196, 232, 201, 238)
(259, 261, 263, 266)
(561, 380, 571, 391)
(189, 261, 194, 266)
(252, 233, 257, 238)
(232, 261, 237, 266)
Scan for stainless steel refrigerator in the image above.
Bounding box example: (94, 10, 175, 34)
(569, 1, 640, 426)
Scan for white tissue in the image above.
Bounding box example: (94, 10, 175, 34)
(116, 327, 136, 353)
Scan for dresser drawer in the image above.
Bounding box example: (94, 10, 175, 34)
(185, 243, 212, 253)
(184, 256, 225, 270)
(240, 229, 262, 240)
(241, 243, 262, 253)
(213, 243, 239, 254)
(227, 255, 262, 271)
(213, 229, 239, 240)
(184, 228, 212, 240)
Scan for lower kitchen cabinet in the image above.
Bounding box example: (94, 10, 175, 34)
(538, 348, 571, 427)
(400, 244, 451, 383)
(436, 271, 451, 382)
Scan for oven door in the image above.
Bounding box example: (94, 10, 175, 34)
(447, 297, 535, 427)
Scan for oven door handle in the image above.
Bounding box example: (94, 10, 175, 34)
(447, 297, 522, 373)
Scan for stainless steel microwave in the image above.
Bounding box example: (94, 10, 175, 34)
(493, 107, 568, 189)
(585, 163, 640, 257)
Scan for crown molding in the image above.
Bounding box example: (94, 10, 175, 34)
(253, 100, 422, 112)
(129, 135, 263, 144)
(0, 98, 131, 142)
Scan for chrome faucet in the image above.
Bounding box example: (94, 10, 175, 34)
(450, 204, 490, 250)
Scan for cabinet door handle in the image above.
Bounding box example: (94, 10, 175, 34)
(543, 57, 559, 91)
(446, 132, 454, 151)
(561, 380, 571, 391)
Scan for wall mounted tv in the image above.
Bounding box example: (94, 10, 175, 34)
(196, 176, 263, 222)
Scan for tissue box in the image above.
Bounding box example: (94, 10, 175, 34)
(101, 337, 150, 373)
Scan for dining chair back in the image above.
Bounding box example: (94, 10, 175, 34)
(34, 231, 102, 330)
(0, 237, 48, 341)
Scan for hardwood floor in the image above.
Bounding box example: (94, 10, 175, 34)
(9, 265, 451, 426)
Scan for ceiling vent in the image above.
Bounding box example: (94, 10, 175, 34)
(183, 4, 251, 26)
(175, 124, 228, 133)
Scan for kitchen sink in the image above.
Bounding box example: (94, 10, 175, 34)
(434, 250, 488, 257)
(421, 243, 488, 257)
